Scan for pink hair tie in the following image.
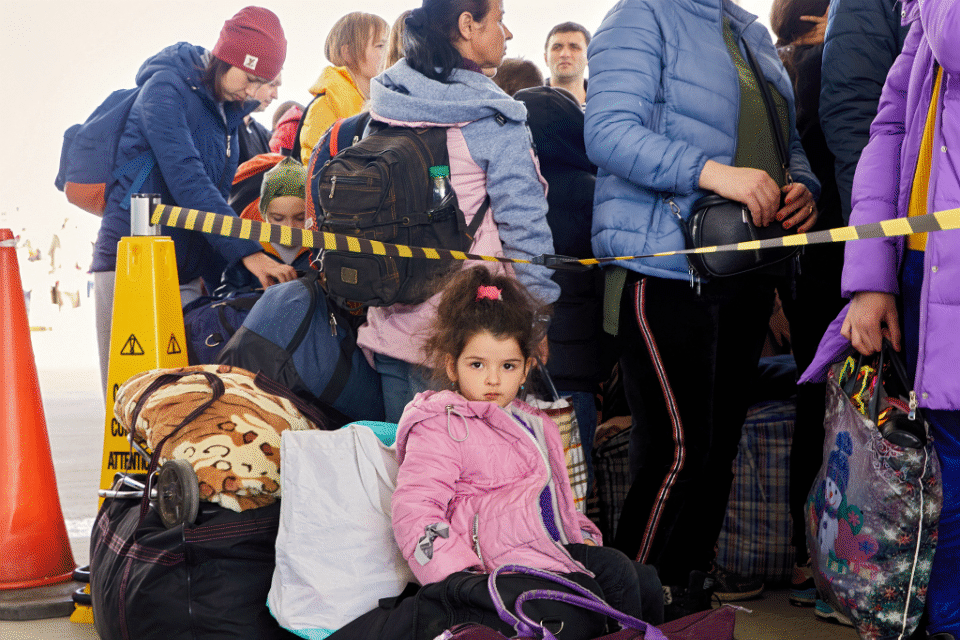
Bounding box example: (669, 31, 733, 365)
(476, 285, 502, 301)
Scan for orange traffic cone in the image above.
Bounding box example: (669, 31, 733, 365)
(0, 228, 77, 612)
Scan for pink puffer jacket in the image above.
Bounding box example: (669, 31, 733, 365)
(392, 390, 602, 585)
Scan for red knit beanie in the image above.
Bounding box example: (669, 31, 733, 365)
(212, 6, 287, 81)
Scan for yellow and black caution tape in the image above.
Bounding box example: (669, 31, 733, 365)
(151, 204, 960, 268)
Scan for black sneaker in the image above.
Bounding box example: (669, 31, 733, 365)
(663, 570, 715, 622)
(708, 565, 764, 602)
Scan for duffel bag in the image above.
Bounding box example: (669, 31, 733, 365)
(90, 481, 297, 640)
(327, 569, 607, 640)
(217, 271, 384, 422)
(182, 291, 262, 365)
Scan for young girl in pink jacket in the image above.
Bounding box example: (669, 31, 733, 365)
(391, 267, 662, 624)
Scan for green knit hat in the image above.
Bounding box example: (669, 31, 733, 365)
(259, 157, 307, 215)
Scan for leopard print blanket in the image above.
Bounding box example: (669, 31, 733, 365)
(115, 364, 320, 512)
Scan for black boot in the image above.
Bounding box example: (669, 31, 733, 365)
(662, 570, 715, 622)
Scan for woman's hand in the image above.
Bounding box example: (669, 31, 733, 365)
(777, 182, 818, 232)
(794, 12, 828, 47)
(841, 291, 901, 355)
(698, 160, 781, 226)
(241, 252, 297, 289)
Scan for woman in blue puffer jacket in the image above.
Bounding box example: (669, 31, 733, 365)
(585, 0, 820, 619)
(90, 7, 297, 391)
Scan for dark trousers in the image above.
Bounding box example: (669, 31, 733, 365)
(779, 242, 846, 564)
(564, 543, 663, 625)
(612, 275, 775, 586)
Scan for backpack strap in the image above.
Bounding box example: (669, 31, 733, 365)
(466, 195, 490, 241)
(317, 298, 359, 408)
(328, 118, 346, 158)
(291, 92, 322, 163)
(115, 151, 156, 211)
(284, 270, 321, 354)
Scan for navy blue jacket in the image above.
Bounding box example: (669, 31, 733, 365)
(514, 86, 612, 392)
(819, 0, 909, 222)
(92, 43, 262, 285)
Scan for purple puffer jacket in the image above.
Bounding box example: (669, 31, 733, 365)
(802, 0, 960, 410)
(392, 390, 602, 585)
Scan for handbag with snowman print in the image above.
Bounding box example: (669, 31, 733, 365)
(806, 343, 942, 640)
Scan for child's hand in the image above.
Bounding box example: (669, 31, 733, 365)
(583, 538, 597, 547)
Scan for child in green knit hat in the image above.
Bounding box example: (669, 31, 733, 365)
(257, 156, 309, 265)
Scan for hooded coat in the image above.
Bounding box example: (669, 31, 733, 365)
(514, 86, 609, 392)
(297, 66, 365, 164)
(819, 0, 909, 222)
(392, 390, 602, 585)
(91, 42, 262, 286)
(356, 60, 559, 366)
(802, 0, 960, 411)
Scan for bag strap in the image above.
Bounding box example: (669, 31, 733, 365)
(252, 371, 345, 430)
(869, 338, 919, 424)
(487, 565, 666, 640)
(318, 298, 357, 408)
(284, 270, 321, 353)
(115, 151, 156, 212)
(466, 196, 490, 239)
(515, 590, 667, 640)
(487, 565, 598, 631)
(291, 92, 322, 163)
(214, 295, 260, 336)
(740, 39, 791, 181)
(129, 370, 226, 525)
(534, 358, 561, 403)
(328, 118, 346, 158)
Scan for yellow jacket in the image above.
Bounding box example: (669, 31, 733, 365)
(298, 66, 365, 164)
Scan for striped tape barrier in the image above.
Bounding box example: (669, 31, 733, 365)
(151, 204, 960, 268)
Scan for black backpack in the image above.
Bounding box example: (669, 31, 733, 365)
(317, 124, 488, 307)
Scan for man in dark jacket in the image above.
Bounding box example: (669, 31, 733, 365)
(820, 0, 909, 222)
(514, 85, 611, 494)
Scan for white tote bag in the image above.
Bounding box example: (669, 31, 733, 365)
(268, 424, 415, 638)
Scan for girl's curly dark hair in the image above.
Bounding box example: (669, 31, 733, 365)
(423, 267, 550, 386)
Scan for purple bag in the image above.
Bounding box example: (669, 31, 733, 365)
(483, 565, 736, 640)
(433, 623, 512, 640)
(488, 565, 666, 640)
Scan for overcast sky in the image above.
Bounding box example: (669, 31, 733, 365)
(0, 0, 773, 245)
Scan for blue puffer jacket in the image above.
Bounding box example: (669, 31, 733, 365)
(585, 0, 819, 281)
(91, 43, 262, 286)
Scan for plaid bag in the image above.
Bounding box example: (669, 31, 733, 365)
(716, 400, 796, 583)
(526, 366, 589, 513)
(525, 397, 588, 513)
(589, 416, 632, 541)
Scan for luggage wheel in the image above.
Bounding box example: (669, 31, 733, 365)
(157, 459, 200, 529)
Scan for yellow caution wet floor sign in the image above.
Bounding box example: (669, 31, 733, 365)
(98, 236, 188, 504)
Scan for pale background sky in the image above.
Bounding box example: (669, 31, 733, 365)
(0, 0, 773, 248)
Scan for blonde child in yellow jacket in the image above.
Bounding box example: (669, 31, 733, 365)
(297, 12, 387, 164)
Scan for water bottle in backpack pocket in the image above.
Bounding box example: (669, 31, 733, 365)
(317, 125, 487, 308)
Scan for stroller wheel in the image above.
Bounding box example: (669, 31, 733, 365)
(157, 459, 199, 529)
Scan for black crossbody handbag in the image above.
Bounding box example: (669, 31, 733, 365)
(683, 39, 801, 279)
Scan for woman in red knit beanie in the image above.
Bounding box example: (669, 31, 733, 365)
(91, 6, 293, 392)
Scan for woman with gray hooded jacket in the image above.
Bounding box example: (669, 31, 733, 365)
(358, 0, 559, 422)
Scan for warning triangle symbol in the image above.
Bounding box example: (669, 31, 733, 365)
(167, 334, 182, 355)
(120, 334, 145, 356)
